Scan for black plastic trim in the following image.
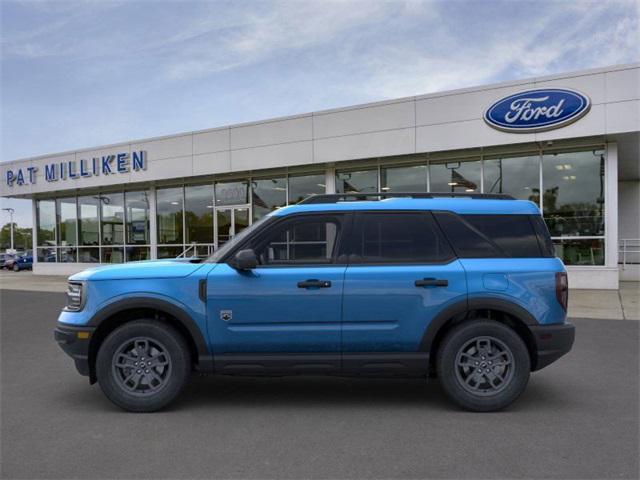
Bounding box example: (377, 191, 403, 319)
(529, 322, 575, 371)
(54, 324, 96, 376)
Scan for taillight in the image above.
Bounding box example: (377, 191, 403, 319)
(556, 272, 568, 311)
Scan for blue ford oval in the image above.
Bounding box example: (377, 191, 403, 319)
(484, 88, 590, 132)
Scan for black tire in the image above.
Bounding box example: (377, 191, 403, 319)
(96, 320, 191, 412)
(12, 263, 19, 272)
(436, 320, 530, 412)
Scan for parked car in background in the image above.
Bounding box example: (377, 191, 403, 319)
(2, 253, 17, 270)
(12, 251, 33, 271)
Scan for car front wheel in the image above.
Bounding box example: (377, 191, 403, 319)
(96, 320, 191, 412)
(437, 320, 530, 412)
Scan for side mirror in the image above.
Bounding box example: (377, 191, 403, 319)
(231, 249, 258, 270)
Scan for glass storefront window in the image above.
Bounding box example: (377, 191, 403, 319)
(37, 246, 57, 262)
(252, 177, 286, 221)
(56, 198, 77, 246)
(101, 193, 124, 245)
(336, 169, 378, 193)
(483, 155, 540, 202)
(59, 246, 77, 263)
(553, 238, 604, 266)
(381, 164, 428, 192)
(101, 247, 124, 263)
(288, 173, 326, 204)
(78, 196, 100, 246)
(77, 247, 100, 263)
(157, 187, 183, 244)
(125, 246, 151, 262)
(185, 184, 214, 244)
(215, 181, 248, 206)
(36, 200, 56, 246)
(157, 246, 183, 259)
(542, 150, 605, 237)
(125, 191, 150, 245)
(430, 159, 481, 193)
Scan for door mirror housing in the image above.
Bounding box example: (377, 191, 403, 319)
(231, 249, 258, 270)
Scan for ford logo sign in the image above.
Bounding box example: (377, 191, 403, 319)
(484, 88, 591, 133)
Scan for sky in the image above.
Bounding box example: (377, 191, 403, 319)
(1, 0, 639, 228)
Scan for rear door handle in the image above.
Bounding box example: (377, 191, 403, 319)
(415, 278, 448, 287)
(297, 279, 332, 289)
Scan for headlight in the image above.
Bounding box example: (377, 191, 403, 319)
(65, 282, 85, 311)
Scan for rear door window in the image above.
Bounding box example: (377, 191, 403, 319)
(350, 212, 454, 264)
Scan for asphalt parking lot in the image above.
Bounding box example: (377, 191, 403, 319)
(1, 289, 638, 479)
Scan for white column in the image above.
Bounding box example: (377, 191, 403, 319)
(31, 198, 37, 267)
(605, 143, 619, 273)
(149, 186, 158, 259)
(325, 164, 336, 194)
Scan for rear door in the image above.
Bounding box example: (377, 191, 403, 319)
(341, 211, 467, 372)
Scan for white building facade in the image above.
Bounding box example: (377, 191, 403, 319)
(2, 63, 639, 289)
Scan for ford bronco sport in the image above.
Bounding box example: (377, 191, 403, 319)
(55, 193, 575, 412)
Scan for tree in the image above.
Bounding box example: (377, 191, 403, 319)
(0, 223, 32, 251)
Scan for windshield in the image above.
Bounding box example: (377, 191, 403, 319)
(206, 215, 272, 263)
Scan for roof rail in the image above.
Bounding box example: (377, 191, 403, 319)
(298, 192, 515, 204)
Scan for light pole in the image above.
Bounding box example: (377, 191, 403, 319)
(2, 207, 15, 251)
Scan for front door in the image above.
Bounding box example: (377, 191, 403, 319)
(341, 211, 467, 373)
(207, 213, 350, 373)
(216, 207, 250, 248)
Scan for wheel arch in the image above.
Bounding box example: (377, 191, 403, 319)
(422, 297, 539, 373)
(86, 298, 213, 383)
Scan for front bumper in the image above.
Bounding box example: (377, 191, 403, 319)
(54, 324, 96, 377)
(530, 322, 575, 371)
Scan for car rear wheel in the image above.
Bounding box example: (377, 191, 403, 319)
(12, 263, 19, 272)
(437, 320, 530, 412)
(96, 320, 191, 412)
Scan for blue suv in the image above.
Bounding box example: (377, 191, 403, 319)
(55, 193, 574, 412)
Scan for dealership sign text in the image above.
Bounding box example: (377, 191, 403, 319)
(5, 151, 146, 187)
(484, 88, 591, 132)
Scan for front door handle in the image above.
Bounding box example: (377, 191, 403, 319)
(297, 279, 332, 289)
(415, 278, 448, 287)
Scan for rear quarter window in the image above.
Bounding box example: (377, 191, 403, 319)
(434, 212, 549, 258)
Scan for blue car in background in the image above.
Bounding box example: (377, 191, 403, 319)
(54, 193, 575, 413)
(11, 251, 33, 271)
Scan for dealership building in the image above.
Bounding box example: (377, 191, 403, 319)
(1, 63, 638, 289)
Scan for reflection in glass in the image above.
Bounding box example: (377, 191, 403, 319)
(483, 155, 540, 202)
(101, 247, 124, 263)
(56, 198, 77, 246)
(215, 181, 248, 206)
(78, 196, 100, 246)
(157, 246, 183, 259)
(157, 187, 183, 244)
(36, 200, 56, 246)
(381, 164, 428, 192)
(336, 169, 378, 193)
(77, 247, 100, 263)
(553, 238, 604, 265)
(185, 184, 214, 244)
(288, 173, 325, 203)
(125, 246, 150, 262)
(125, 191, 150, 245)
(101, 193, 124, 245)
(216, 209, 232, 247)
(542, 150, 605, 237)
(37, 247, 57, 262)
(430, 159, 480, 193)
(252, 177, 286, 221)
(59, 247, 77, 263)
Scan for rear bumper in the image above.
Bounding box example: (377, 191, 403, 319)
(530, 322, 575, 371)
(54, 324, 95, 377)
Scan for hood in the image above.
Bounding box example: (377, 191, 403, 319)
(69, 259, 208, 281)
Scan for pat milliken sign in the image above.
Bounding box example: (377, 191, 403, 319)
(5, 151, 147, 187)
(484, 88, 591, 133)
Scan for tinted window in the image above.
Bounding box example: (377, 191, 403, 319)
(352, 212, 453, 264)
(462, 215, 542, 258)
(254, 216, 341, 265)
(530, 215, 555, 257)
(434, 212, 502, 258)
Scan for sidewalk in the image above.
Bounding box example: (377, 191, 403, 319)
(1, 271, 638, 320)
